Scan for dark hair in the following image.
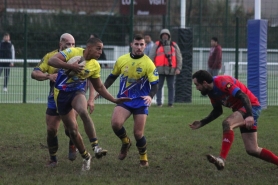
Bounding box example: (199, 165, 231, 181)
(192, 70, 213, 84)
(133, 34, 144, 41)
(211, 37, 218, 43)
(87, 37, 103, 45)
(3, 32, 10, 36)
(90, 33, 99, 38)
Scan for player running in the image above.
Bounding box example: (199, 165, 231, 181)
(102, 34, 159, 167)
(48, 37, 131, 171)
(190, 70, 278, 170)
(31, 33, 94, 167)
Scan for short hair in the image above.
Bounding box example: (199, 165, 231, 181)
(60, 33, 73, 42)
(87, 37, 103, 45)
(133, 34, 144, 41)
(211, 37, 218, 43)
(90, 33, 99, 38)
(3, 32, 10, 37)
(192, 70, 213, 84)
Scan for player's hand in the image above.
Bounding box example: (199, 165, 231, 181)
(48, 73, 58, 82)
(244, 116, 254, 130)
(141, 96, 152, 106)
(87, 100, 95, 114)
(114, 97, 132, 104)
(175, 69, 180, 75)
(71, 60, 84, 73)
(189, 121, 202, 130)
(94, 93, 101, 100)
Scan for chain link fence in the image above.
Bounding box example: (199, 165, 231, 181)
(0, 0, 277, 104)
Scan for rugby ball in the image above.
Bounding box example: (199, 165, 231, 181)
(65, 56, 86, 77)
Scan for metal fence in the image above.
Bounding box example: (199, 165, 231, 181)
(1, 47, 278, 105)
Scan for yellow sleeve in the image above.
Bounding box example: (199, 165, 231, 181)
(146, 58, 159, 83)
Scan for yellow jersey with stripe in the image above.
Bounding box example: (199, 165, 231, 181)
(110, 53, 159, 108)
(54, 47, 101, 92)
(33, 49, 59, 109)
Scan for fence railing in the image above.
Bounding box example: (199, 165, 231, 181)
(0, 47, 278, 105)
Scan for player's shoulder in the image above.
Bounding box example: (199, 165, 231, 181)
(62, 47, 84, 54)
(44, 49, 59, 58)
(118, 53, 130, 60)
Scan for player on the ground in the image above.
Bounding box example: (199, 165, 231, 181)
(31, 33, 95, 167)
(102, 34, 159, 167)
(48, 37, 131, 171)
(190, 70, 278, 170)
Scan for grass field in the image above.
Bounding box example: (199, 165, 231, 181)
(1, 104, 278, 185)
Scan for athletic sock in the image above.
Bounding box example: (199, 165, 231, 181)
(47, 135, 58, 162)
(259, 148, 278, 165)
(80, 150, 90, 160)
(89, 138, 98, 150)
(114, 127, 129, 144)
(136, 136, 148, 161)
(220, 130, 234, 159)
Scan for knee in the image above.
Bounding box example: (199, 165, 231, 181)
(47, 128, 57, 137)
(222, 120, 231, 132)
(68, 129, 78, 139)
(134, 130, 143, 140)
(78, 109, 89, 119)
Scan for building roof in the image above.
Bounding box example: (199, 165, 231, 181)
(0, 0, 118, 15)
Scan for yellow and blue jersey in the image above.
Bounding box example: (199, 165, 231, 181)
(110, 53, 159, 108)
(54, 47, 101, 92)
(33, 49, 59, 109)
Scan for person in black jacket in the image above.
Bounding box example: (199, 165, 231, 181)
(0, 32, 15, 92)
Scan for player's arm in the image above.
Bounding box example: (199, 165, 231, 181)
(104, 74, 118, 89)
(48, 53, 82, 73)
(200, 104, 223, 126)
(235, 90, 252, 117)
(87, 80, 95, 114)
(89, 77, 131, 104)
(31, 70, 57, 82)
(190, 104, 223, 130)
(148, 83, 158, 98)
(235, 90, 254, 129)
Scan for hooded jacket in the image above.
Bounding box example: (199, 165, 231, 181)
(149, 29, 183, 75)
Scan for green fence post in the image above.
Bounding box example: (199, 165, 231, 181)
(235, 16, 239, 79)
(129, 0, 134, 52)
(23, 13, 28, 103)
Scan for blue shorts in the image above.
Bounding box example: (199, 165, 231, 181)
(239, 106, 261, 133)
(56, 90, 85, 115)
(117, 103, 149, 115)
(46, 108, 59, 116)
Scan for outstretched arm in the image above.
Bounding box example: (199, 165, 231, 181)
(189, 104, 223, 130)
(104, 75, 118, 89)
(90, 77, 131, 104)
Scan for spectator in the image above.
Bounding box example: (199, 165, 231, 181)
(149, 28, 183, 107)
(0, 32, 15, 92)
(90, 33, 108, 68)
(207, 37, 222, 76)
(144, 34, 154, 56)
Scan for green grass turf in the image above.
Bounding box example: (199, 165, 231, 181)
(0, 104, 278, 185)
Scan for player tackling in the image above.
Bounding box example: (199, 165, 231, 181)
(190, 70, 278, 170)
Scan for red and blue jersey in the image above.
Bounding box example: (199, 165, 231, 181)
(208, 75, 260, 112)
